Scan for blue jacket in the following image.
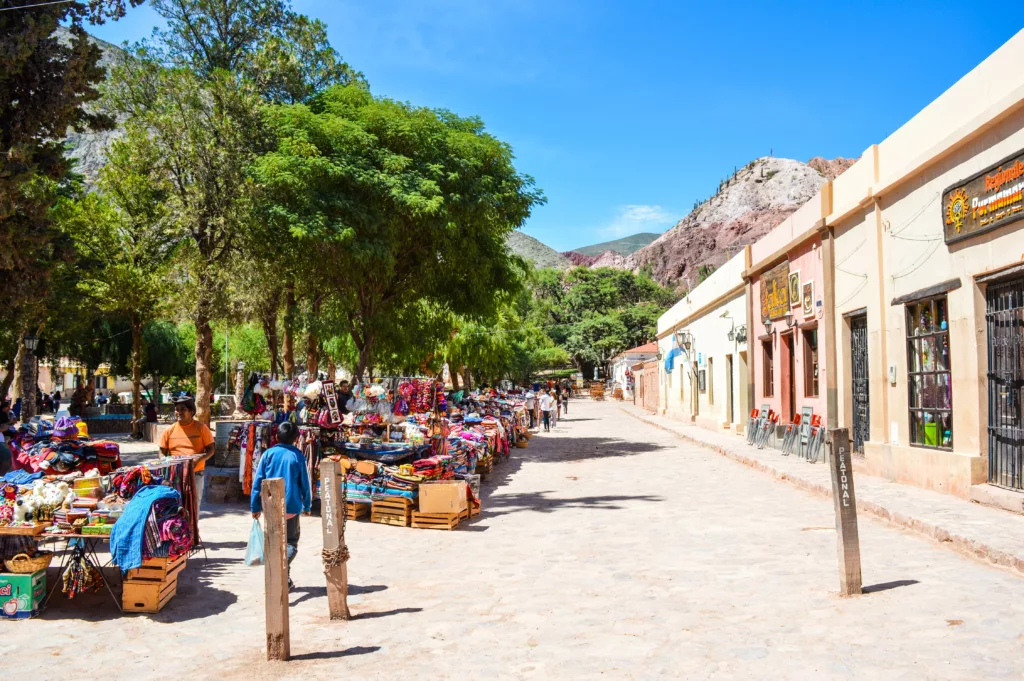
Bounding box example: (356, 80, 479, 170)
(250, 444, 312, 515)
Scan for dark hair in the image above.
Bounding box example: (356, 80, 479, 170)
(277, 421, 298, 445)
(174, 397, 196, 414)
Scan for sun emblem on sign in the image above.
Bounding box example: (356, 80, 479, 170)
(945, 188, 970, 233)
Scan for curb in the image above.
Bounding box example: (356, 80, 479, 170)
(618, 406, 1024, 577)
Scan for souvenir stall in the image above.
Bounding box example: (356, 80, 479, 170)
(0, 452, 198, 618)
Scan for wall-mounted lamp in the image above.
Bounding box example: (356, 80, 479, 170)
(735, 325, 747, 343)
(727, 328, 736, 342)
(675, 330, 693, 351)
(24, 334, 38, 353)
(785, 313, 797, 329)
(763, 320, 773, 335)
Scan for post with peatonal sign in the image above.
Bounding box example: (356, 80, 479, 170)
(827, 428, 862, 596)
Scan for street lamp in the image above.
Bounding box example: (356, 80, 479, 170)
(24, 334, 38, 353)
(763, 320, 773, 335)
(736, 325, 747, 343)
(675, 329, 693, 351)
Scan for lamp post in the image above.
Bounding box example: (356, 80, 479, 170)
(20, 333, 39, 422)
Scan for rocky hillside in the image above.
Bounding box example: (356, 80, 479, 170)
(571, 232, 660, 257)
(61, 28, 124, 187)
(507, 231, 570, 269)
(627, 156, 854, 290)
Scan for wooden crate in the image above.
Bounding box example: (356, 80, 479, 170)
(125, 554, 187, 583)
(346, 501, 371, 521)
(123, 577, 177, 613)
(411, 511, 460, 531)
(371, 497, 413, 527)
(474, 458, 494, 476)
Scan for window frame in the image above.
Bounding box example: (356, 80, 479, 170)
(762, 339, 774, 398)
(905, 295, 953, 450)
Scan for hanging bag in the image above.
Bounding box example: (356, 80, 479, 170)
(244, 518, 264, 566)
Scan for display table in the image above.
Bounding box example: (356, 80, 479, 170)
(36, 533, 122, 612)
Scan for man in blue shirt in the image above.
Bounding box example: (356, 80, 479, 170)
(251, 421, 311, 590)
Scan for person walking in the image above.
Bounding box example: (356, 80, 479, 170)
(525, 390, 536, 429)
(159, 396, 215, 510)
(539, 389, 555, 432)
(250, 421, 311, 590)
(559, 384, 568, 415)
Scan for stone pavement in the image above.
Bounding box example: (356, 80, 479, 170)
(2, 400, 1023, 679)
(620, 401, 1024, 577)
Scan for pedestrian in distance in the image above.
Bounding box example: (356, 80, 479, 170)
(250, 421, 311, 591)
(525, 390, 536, 429)
(539, 389, 555, 432)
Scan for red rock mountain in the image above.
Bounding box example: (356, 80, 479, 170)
(626, 156, 855, 290)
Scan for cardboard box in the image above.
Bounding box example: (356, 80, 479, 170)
(418, 481, 469, 514)
(0, 570, 45, 619)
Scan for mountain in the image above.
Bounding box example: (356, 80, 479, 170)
(626, 156, 855, 290)
(506, 231, 570, 269)
(571, 233, 661, 257)
(60, 28, 125, 188)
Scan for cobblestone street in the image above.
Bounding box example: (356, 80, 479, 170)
(4, 399, 1024, 680)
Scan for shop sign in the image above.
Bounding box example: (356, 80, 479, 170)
(760, 261, 790, 321)
(943, 148, 1024, 244)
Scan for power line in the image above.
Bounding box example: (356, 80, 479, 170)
(0, 0, 73, 11)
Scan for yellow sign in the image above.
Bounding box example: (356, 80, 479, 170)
(760, 261, 790, 321)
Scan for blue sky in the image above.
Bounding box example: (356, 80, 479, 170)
(90, 1, 1024, 252)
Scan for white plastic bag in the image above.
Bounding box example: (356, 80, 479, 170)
(244, 519, 264, 566)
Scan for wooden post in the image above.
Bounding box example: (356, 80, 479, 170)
(319, 460, 350, 620)
(261, 478, 290, 660)
(827, 428, 862, 596)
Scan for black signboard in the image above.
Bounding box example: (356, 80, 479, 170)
(943, 148, 1024, 245)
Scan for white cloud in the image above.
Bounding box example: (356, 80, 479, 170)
(601, 204, 674, 238)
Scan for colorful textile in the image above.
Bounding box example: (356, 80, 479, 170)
(110, 485, 181, 573)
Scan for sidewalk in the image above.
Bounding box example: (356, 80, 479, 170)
(619, 402, 1024, 577)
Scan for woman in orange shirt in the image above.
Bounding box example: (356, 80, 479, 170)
(159, 397, 215, 510)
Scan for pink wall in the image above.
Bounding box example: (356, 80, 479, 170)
(750, 237, 827, 425)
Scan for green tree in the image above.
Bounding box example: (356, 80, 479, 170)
(0, 1, 140, 334)
(104, 55, 265, 423)
(255, 84, 544, 380)
(54, 129, 173, 421)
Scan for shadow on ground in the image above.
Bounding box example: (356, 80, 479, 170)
(481, 490, 663, 517)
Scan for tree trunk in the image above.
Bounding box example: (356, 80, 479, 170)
(19, 340, 36, 421)
(0, 352, 15, 400)
(131, 311, 143, 422)
(85, 370, 96, 407)
(232, 361, 246, 417)
(450, 365, 460, 392)
(282, 285, 296, 378)
(353, 341, 372, 384)
(10, 339, 23, 401)
(153, 373, 162, 406)
(305, 297, 320, 379)
(262, 290, 281, 375)
(195, 301, 214, 425)
(462, 366, 472, 391)
(327, 354, 336, 382)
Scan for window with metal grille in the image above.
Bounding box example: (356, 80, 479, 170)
(906, 296, 952, 449)
(803, 329, 819, 398)
(762, 339, 774, 397)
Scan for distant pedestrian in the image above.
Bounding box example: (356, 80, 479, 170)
(525, 391, 536, 429)
(250, 421, 311, 590)
(539, 389, 555, 432)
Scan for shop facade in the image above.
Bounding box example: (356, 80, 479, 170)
(747, 193, 832, 447)
(608, 342, 658, 400)
(656, 251, 750, 433)
(828, 30, 1024, 500)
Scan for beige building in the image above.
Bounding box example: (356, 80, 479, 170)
(656, 251, 750, 433)
(827, 28, 1024, 501)
(655, 29, 1024, 505)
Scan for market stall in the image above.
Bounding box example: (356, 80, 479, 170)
(0, 437, 198, 618)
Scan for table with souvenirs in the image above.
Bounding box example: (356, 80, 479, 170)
(228, 375, 532, 531)
(0, 416, 199, 618)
